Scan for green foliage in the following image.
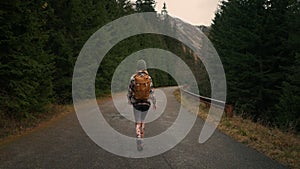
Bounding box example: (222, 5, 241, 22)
(45, 0, 134, 103)
(0, 1, 54, 118)
(136, 0, 156, 12)
(274, 1, 300, 131)
(0, 0, 135, 119)
(210, 0, 300, 131)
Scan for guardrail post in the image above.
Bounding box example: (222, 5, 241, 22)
(225, 105, 233, 117)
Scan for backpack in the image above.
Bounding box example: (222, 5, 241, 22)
(133, 72, 151, 101)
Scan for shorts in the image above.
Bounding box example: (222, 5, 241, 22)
(133, 108, 148, 123)
(133, 100, 151, 112)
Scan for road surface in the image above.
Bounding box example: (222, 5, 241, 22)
(0, 87, 287, 169)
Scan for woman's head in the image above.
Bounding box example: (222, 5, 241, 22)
(136, 59, 147, 71)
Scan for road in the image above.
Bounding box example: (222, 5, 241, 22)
(0, 87, 287, 169)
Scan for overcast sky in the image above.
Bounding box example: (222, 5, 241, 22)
(155, 0, 220, 26)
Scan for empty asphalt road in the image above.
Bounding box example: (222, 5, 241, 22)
(0, 87, 287, 169)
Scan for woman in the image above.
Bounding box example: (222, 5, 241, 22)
(127, 60, 156, 151)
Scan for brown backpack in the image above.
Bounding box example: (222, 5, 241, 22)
(134, 72, 151, 100)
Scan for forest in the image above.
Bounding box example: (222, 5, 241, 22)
(0, 0, 299, 132)
(209, 0, 299, 131)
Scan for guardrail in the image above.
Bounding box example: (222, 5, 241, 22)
(180, 87, 233, 117)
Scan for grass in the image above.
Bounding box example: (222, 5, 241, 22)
(0, 94, 110, 144)
(0, 104, 74, 144)
(218, 116, 300, 168)
(174, 89, 300, 169)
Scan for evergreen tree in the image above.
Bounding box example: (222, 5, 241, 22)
(45, 0, 74, 103)
(275, 55, 300, 131)
(210, 0, 267, 118)
(0, 0, 135, 119)
(0, 1, 54, 118)
(46, 0, 130, 103)
(135, 0, 156, 12)
(275, 0, 300, 131)
(210, 0, 299, 128)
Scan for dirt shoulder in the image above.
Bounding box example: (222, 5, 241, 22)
(0, 104, 74, 147)
(0, 94, 113, 147)
(174, 89, 300, 169)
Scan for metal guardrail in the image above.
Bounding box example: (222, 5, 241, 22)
(180, 87, 233, 117)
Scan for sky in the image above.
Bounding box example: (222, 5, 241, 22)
(154, 0, 220, 26)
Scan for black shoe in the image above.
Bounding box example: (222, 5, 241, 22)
(136, 139, 143, 151)
(137, 145, 143, 151)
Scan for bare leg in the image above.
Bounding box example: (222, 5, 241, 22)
(135, 122, 142, 138)
(141, 122, 145, 138)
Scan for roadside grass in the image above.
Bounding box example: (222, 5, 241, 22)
(174, 89, 300, 169)
(0, 94, 111, 144)
(0, 104, 74, 144)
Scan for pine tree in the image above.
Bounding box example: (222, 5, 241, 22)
(0, 1, 54, 118)
(45, 0, 82, 103)
(46, 0, 129, 103)
(210, 0, 267, 118)
(210, 0, 298, 125)
(275, 55, 300, 131)
(275, 0, 300, 131)
(135, 0, 156, 12)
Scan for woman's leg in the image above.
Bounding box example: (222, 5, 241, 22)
(135, 123, 142, 138)
(140, 110, 148, 138)
(140, 123, 145, 138)
(134, 107, 148, 139)
(134, 108, 142, 138)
